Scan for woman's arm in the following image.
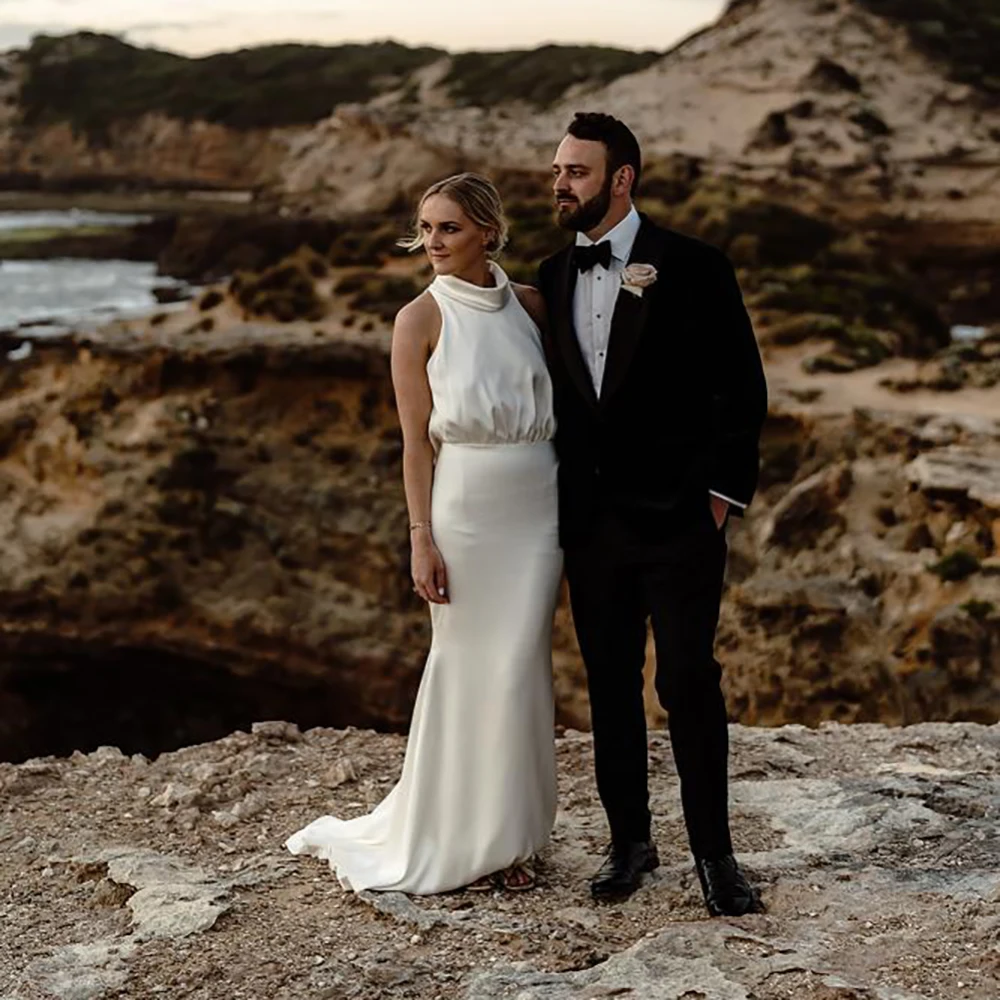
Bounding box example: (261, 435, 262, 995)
(391, 293, 449, 604)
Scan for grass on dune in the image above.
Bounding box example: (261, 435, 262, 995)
(0, 225, 120, 243)
(856, 0, 1000, 96)
(18, 32, 664, 142)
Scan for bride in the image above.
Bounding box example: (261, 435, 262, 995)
(284, 173, 562, 894)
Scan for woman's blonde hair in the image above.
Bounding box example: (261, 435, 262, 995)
(399, 172, 509, 257)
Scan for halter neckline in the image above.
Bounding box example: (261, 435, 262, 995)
(431, 261, 510, 312)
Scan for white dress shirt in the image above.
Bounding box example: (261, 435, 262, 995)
(572, 205, 745, 511)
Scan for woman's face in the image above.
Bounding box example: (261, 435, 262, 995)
(419, 194, 491, 277)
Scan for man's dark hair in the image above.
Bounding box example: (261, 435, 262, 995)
(567, 112, 642, 195)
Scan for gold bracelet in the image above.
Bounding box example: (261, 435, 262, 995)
(409, 521, 432, 532)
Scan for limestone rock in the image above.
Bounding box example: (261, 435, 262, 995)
(758, 462, 853, 548)
(905, 447, 1000, 511)
(4, 723, 1000, 999)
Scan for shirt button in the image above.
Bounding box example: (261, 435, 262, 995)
(596, 314, 601, 319)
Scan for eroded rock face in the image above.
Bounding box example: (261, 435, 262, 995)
(2, 722, 999, 999)
(1, 325, 999, 761)
(718, 401, 1000, 729)
(0, 325, 424, 761)
(0, 115, 287, 191)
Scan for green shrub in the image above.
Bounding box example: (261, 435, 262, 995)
(336, 273, 422, 321)
(638, 155, 703, 206)
(839, 324, 898, 365)
(444, 45, 660, 108)
(335, 271, 379, 297)
(929, 550, 982, 582)
(157, 214, 345, 283)
(762, 313, 847, 346)
(291, 245, 330, 279)
(329, 226, 403, 267)
(198, 289, 224, 311)
(505, 211, 566, 272)
(960, 599, 995, 621)
(663, 181, 838, 266)
(747, 265, 947, 356)
(19, 33, 445, 139)
(856, 1, 1000, 99)
(802, 351, 863, 374)
(233, 256, 325, 322)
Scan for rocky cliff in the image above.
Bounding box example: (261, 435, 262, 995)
(0, 0, 998, 769)
(2, 720, 999, 998)
(1, 305, 998, 764)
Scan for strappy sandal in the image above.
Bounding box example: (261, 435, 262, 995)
(501, 863, 536, 892)
(465, 872, 499, 892)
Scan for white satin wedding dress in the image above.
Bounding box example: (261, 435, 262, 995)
(284, 262, 562, 894)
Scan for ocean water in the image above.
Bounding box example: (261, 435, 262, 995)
(0, 209, 152, 232)
(0, 210, 190, 336)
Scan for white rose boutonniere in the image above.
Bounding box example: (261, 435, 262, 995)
(621, 263, 658, 298)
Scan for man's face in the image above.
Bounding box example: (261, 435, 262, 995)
(552, 134, 613, 232)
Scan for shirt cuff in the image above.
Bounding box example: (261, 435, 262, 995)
(709, 490, 747, 509)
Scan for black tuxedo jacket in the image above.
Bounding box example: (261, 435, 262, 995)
(538, 214, 768, 548)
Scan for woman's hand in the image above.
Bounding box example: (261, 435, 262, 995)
(411, 531, 449, 604)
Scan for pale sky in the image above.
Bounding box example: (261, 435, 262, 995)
(0, 0, 728, 54)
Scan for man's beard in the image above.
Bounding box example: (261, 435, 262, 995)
(555, 173, 613, 232)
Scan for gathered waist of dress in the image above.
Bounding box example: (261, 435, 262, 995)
(437, 439, 555, 452)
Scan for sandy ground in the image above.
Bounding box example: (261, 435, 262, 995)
(764, 345, 1000, 420)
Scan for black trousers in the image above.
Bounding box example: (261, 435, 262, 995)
(563, 501, 733, 860)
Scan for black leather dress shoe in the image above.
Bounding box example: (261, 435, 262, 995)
(590, 840, 660, 901)
(695, 854, 764, 916)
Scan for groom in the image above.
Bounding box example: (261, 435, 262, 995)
(538, 113, 768, 915)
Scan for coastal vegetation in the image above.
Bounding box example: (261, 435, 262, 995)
(444, 45, 660, 107)
(490, 166, 954, 369)
(856, 0, 1000, 97)
(19, 34, 444, 138)
(229, 258, 325, 323)
(335, 272, 422, 323)
(929, 550, 982, 582)
(17, 33, 663, 142)
(0, 224, 118, 257)
(148, 160, 984, 364)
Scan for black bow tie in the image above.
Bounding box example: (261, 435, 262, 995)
(573, 241, 613, 273)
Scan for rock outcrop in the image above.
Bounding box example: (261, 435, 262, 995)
(2, 721, 999, 998)
(1, 319, 998, 764)
(0, 323, 421, 762)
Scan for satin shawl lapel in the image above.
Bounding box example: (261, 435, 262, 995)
(552, 245, 599, 410)
(598, 217, 666, 407)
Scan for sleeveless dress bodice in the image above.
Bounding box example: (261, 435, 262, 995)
(426, 263, 555, 449)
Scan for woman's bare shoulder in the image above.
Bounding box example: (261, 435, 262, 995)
(394, 289, 441, 342)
